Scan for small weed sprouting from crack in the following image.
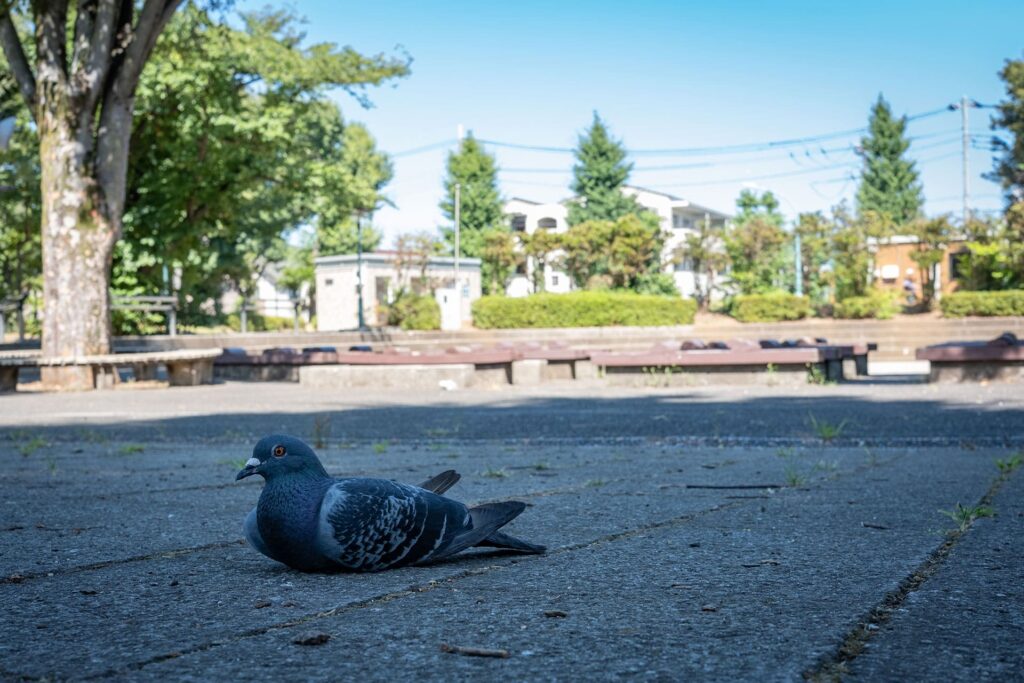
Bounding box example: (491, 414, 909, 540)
(372, 442, 388, 455)
(808, 414, 847, 443)
(532, 462, 552, 471)
(995, 453, 1023, 475)
(784, 466, 805, 487)
(939, 503, 995, 532)
(18, 437, 48, 457)
(775, 447, 795, 459)
(312, 415, 332, 450)
(482, 468, 510, 479)
(584, 478, 608, 488)
(118, 444, 145, 456)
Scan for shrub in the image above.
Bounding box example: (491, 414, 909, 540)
(834, 291, 900, 320)
(225, 313, 295, 332)
(731, 293, 812, 322)
(941, 290, 1024, 317)
(471, 291, 696, 329)
(384, 294, 441, 330)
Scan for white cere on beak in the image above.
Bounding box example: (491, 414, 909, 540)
(245, 457, 260, 468)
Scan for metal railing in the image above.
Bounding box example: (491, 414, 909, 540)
(112, 295, 178, 336)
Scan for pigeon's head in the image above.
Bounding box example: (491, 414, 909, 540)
(235, 434, 328, 481)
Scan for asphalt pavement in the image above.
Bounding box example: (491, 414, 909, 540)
(0, 380, 1021, 681)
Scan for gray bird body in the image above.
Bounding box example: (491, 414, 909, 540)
(237, 435, 544, 572)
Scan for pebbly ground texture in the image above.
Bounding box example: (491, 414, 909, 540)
(0, 380, 1021, 681)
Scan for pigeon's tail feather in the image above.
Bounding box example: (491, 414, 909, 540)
(476, 530, 546, 554)
(417, 470, 461, 495)
(425, 501, 526, 562)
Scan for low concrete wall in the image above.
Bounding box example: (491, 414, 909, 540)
(929, 361, 1024, 383)
(101, 316, 1024, 362)
(300, 364, 478, 391)
(603, 363, 813, 387)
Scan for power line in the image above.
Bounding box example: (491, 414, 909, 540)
(477, 105, 951, 157)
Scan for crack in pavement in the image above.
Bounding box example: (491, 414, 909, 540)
(802, 463, 1020, 681)
(1, 540, 246, 585)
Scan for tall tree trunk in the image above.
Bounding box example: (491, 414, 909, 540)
(37, 104, 125, 388)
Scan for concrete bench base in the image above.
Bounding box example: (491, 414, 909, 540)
(301, 364, 481, 391)
(0, 349, 220, 392)
(603, 363, 817, 387)
(929, 361, 1024, 383)
(215, 364, 301, 382)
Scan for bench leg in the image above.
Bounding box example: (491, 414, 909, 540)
(166, 359, 214, 386)
(0, 366, 17, 392)
(855, 354, 869, 376)
(94, 364, 119, 389)
(825, 359, 844, 383)
(132, 363, 159, 382)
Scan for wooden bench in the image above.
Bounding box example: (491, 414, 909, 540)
(112, 295, 178, 336)
(916, 332, 1024, 382)
(0, 348, 222, 392)
(590, 344, 841, 385)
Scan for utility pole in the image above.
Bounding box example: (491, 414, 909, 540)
(793, 225, 803, 297)
(453, 182, 461, 324)
(356, 210, 366, 330)
(950, 96, 981, 226)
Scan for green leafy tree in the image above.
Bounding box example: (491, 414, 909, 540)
(724, 190, 791, 295)
(855, 95, 924, 225)
(829, 202, 872, 301)
(560, 214, 664, 290)
(480, 229, 521, 295)
(991, 58, 1024, 204)
(519, 229, 562, 293)
(675, 217, 727, 309)
(795, 212, 835, 305)
(0, 3, 410, 358)
(119, 7, 405, 324)
(440, 134, 505, 258)
(908, 215, 954, 307)
(315, 122, 391, 256)
(567, 113, 645, 226)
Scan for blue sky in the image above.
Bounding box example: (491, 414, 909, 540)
(241, 0, 1023, 242)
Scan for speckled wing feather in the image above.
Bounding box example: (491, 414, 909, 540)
(316, 478, 470, 571)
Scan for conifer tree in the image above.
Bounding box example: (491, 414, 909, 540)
(991, 57, 1024, 204)
(568, 113, 644, 225)
(855, 95, 924, 225)
(440, 134, 505, 258)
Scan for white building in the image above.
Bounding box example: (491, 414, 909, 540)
(315, 252, 482, 331)
(220, 262, 309, 323)
(503, 186, 730, 298)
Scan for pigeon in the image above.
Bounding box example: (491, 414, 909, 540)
(235, 434, 545, 572)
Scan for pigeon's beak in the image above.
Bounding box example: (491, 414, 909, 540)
(235, 457, 262, 481)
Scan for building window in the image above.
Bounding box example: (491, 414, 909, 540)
(672, 214, 693, 229)
(324, 278, 333, 286)
(538, 217, 558, 230)
(511, 214, 526, 232)
(880, 264, 900, 283)
(949, 251, 968, 281)
(674, 258, 694, 272)
(551, 275, 559, 286)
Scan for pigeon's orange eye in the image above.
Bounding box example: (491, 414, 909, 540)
(273, 445, 286, 457)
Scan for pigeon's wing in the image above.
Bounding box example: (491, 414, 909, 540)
(315, 478, 470, 571)
(424, 501, 527, 563)
(417, 469, 461, 495)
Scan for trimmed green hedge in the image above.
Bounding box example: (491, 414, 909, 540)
(384, 294, 441, 330)
(472, 291, 697, 329)
(834, 291, 900, 320)
(731, 293, 812, 323)
(940, 290, 1024, 317)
